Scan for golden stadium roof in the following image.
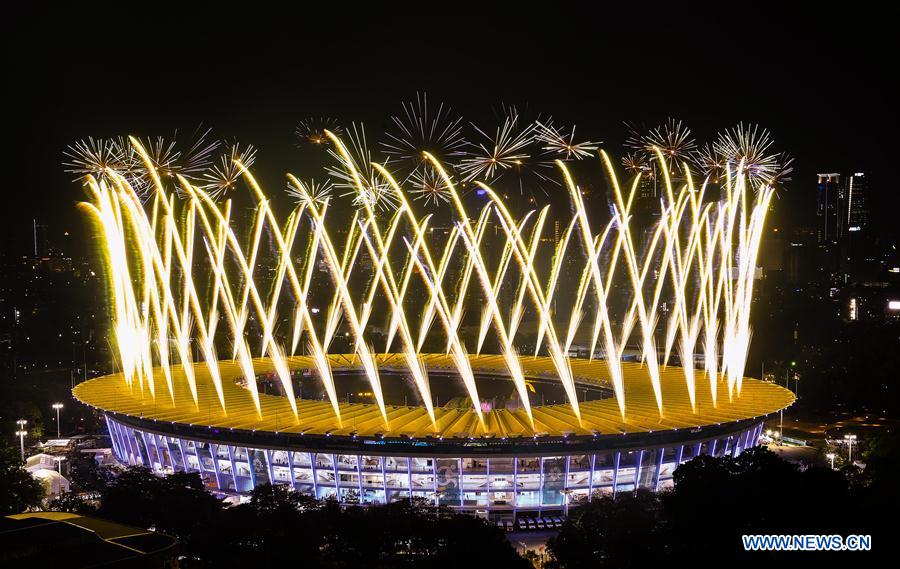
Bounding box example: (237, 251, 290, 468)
(73, 354, 794, 439)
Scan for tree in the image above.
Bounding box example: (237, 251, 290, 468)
(66, 448, 113, 492)
(547, 490, 667, 569)
(97, 467, 223, 542)
(47, 490, 96, 514)
(0, 438, 44, 514)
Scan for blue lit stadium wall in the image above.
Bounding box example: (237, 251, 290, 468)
(103, 414, 764, 516)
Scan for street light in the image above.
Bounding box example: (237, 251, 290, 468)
(15, 419, 27, 461)
(844, 434, 857, 465)
(53, 403, 63, 438)
(826, 452, 836, 470)
(52, 403, 64, 438)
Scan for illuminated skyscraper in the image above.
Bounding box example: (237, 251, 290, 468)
(845, 172, 868, 233)
(816, 173, 841, 244)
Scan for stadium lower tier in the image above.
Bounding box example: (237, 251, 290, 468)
(103, 413, 765, 517)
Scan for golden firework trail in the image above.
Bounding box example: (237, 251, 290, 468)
(77, 132, 774, 433)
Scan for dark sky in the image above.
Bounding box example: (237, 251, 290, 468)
(5, 6, 897, 256)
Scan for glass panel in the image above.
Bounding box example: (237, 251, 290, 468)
(489, 457, 514, 473)
(462, 458, 487, 472)
(542, 457, 565, 506)
(410, 457, 433, 473)
(336, 454, 358, 470)
(411, 473, 434, 490)
(569, 454, 590, 471)
(385, 456, 408, 471)
(436, 458, 460, 506)
(517, 457, 540, 473)
(360, 455, 381, 471)
(385, 472, 410, 489)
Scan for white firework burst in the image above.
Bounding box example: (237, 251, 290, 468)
(458, 109, 540, 184)
(63, 137, 120, 181)
(325, 123, 398, 212)
(714, 123, 779, 186)
(534, 121, 599, 160)
(382, 92, 469, 179)
(286, 177, 334, 208)
(408, 166, 453, 207)
(202, 142, 257, 200)
(296, 117, 343, 146)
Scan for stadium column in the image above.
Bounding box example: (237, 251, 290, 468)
(332, 454, 339, 500)
(612, 451, 621, 497)
(287, 451, 296, 490)
(587, 453, 596, 501)
(104, 416, 122, 461)
(458, 458, 463, 508)
(210, 443, 223, 490)
(635, 450, 644, 489)
(407, 456, 413, 503)
(513, 457, 518, 516)
(486, 458, 491, 508)
(226, 445, 239, 491)
(177, 437, 189, 473)
(653, 448, 665, 491)
(310, 453, 320, 499)
(539, 457, 545, 517)
(356, 454, 363, 502)
(432, 457, 439, 506)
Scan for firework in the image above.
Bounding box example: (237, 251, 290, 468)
(626, 118, 696, 176)
(286, 177, 334, 207)
(79, 137, 776, 426)
(325, 123, 399, 212)
(621, 151, 652, 177)
(63, 137, 120, 180)
(202, 142, 257, 199)
(408, 165, 453, 206)
(713, 123, 780, 186)
(382, 92, 469, 179)
(534, 121, 599, 160)
(690, 143, 727, 182)
(296, 117, 343, 146)
(459, 108, 556, 199)
(137, 126, 219, 182)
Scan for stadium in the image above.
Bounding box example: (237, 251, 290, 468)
(71, 132, 793, 523)
(74, 353, 794, 520)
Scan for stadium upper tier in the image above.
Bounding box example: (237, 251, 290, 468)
(74, 354, 794, 440)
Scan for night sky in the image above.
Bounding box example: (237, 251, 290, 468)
(5, 7, 896, 257)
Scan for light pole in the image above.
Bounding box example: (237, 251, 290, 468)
(15, 419, 27, 461)
(844, 434, 857, 465)
(826, 452, 836, 470)
(52, 403, 64, 438)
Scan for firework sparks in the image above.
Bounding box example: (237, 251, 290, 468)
(626, 118, 696, 175)
(202, 142, 257, 199)
(296, 117, 343, 146)
(78, 136, 777, 427)
(286, 177, 334, 207)
(63, 137, 120, 180)
(325, 123, 399, 212)
(382, 92, 469, 179)
(691, 143, 727, 182)
(138, 126, 219, 182)
(534, 121, 599, 160)
(408, 165, 453, 206)
(713, 123, 780, 187)
(621, 151, 652, 177)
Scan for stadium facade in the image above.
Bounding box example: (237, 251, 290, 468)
(76, 354, 794, 518)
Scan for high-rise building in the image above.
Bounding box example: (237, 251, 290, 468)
(816, 173, 841, 244)
(845, 172, 868, 233)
